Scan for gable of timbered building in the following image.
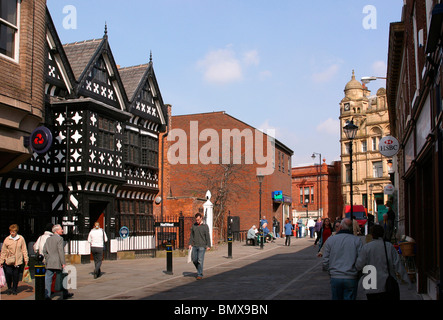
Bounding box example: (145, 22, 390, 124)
(0, 9, 167, 258)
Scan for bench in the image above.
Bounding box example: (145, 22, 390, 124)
(246, 238, 256, 246)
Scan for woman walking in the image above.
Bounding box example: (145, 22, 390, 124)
(317, 218, 333, 251)
(0, 224, 29, 295)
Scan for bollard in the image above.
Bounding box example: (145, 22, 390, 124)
(34, 254, 46, 300)
(227, 211, 233, 258)
(260, 229, 264, 249)
(227, 234, 233, 258)
(165, 239, 173, 275)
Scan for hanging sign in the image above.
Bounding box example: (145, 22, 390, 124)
(379, 136, 400, 157)
(30, 126, 53, 154)
(384, 184, 395, 195)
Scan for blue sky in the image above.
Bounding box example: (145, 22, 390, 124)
(47, 0, 404, 166)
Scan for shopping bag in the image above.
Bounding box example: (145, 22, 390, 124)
(0, 267, 6, 288)
(187, 247, 192, 264)
(22, 265, 32, 283)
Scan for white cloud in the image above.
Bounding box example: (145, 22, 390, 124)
(197, 47, 243, 84)
(311, 64, 340, 83)
(316, 118, 340, 135)
(197, 46, 262, 85)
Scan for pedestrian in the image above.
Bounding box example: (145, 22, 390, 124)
(284, 219, 294, 246)
(322, 218, 363, 300)
(382, 211, 393, 242)
(356, 224, 410, 300)
(0, 224, 29, 295)
(352, 216, 361, 236)
(307, 218, 315, 238)
(247, 225, 258, 246)
(33, 223, 54, 262)
(297, 216, 303, 238)
(87, 222, 108, 279)
(273, 217, 280, 238)
(188, 213, 211, 280)
(317, 220, 340, 257)
(314, 217, 322, 245)
(317, 218, 333, 251)
(43, 224, 73, 300)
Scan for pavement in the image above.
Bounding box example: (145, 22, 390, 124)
(0, 236, 423, 302)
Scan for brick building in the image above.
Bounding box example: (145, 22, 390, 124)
(156, 112, 293, 240)
(291, 160, 342, 223)
(0, 0, 46, 173)
(386, 0, 442, 298)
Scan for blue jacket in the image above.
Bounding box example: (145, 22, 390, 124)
(284, 223, 293, 236)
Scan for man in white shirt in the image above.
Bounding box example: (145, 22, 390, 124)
(87, 222, 108, 279)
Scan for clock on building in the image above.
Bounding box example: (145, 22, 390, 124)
(344, 103, 350, 111)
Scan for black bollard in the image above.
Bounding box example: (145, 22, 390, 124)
(34, 254, 46, 300)
(227, 211, 233, 258)
(227, 234, 233, 258)
(165, 239, 173, 275)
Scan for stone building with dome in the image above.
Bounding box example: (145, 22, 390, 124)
(339, 71, 393, 223)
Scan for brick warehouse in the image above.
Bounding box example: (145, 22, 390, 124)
(156, 111, 293, 241)
(291, 160, 342, 223)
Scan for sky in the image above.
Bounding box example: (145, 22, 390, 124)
(47, 0, 404, 166)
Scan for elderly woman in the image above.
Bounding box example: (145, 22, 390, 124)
(0, 224, 29, 295)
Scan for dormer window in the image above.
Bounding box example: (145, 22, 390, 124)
(0, 0, 19, 61)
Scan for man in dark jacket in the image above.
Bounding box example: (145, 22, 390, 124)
(188, 213, 211, 280)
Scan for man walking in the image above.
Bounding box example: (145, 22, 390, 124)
(188, 213, 211, 280)
(88, 222, 108, 279)
(322, 218, 363, 300)
(43, 224, 73, 300)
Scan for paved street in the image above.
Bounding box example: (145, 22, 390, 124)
(1, 236, 422, 302)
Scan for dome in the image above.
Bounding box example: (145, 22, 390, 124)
(345, 70, 363, 91)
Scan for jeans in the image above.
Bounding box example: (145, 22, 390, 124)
(91, 247, 104, 276)
(191, 246, 207, 277)
(285, 234, 291, 246)
(45, 269, 61, 298)
(330, 278, 358, 300)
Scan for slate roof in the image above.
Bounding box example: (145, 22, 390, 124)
(63, 39, 102, 80)
(118, 64, 150, 101)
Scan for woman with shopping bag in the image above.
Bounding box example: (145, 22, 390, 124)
(0, 224, 29, 295)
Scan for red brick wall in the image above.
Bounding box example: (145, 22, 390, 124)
(291, 161, 342, 221)
(161, 112, 293, 234)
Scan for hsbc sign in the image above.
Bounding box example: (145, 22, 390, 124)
(379, 136, 399, 157)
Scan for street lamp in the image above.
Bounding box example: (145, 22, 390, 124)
(311, 152, 322, 218)
(256, 174, 264, 249)
(343, 120, 358, 228)
(305, 198, 309, 218)
(361, 76, 387, 85)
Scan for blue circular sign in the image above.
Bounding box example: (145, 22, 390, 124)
(119, 226, 129, 239)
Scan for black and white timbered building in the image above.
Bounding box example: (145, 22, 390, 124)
(0, 9, 168, 261)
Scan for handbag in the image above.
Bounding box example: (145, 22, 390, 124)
(22, 265, 32, 283)
(6, 240, 19, 265)
(0, 266, 6, 288)
(383, 240, 400, 300)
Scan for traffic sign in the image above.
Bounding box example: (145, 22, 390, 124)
(119, 226, 129, 239)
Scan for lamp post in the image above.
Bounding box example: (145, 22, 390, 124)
(257, 174, 264, 249)
(343, 120, 358, 228)
(311, 152, 322, 218)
